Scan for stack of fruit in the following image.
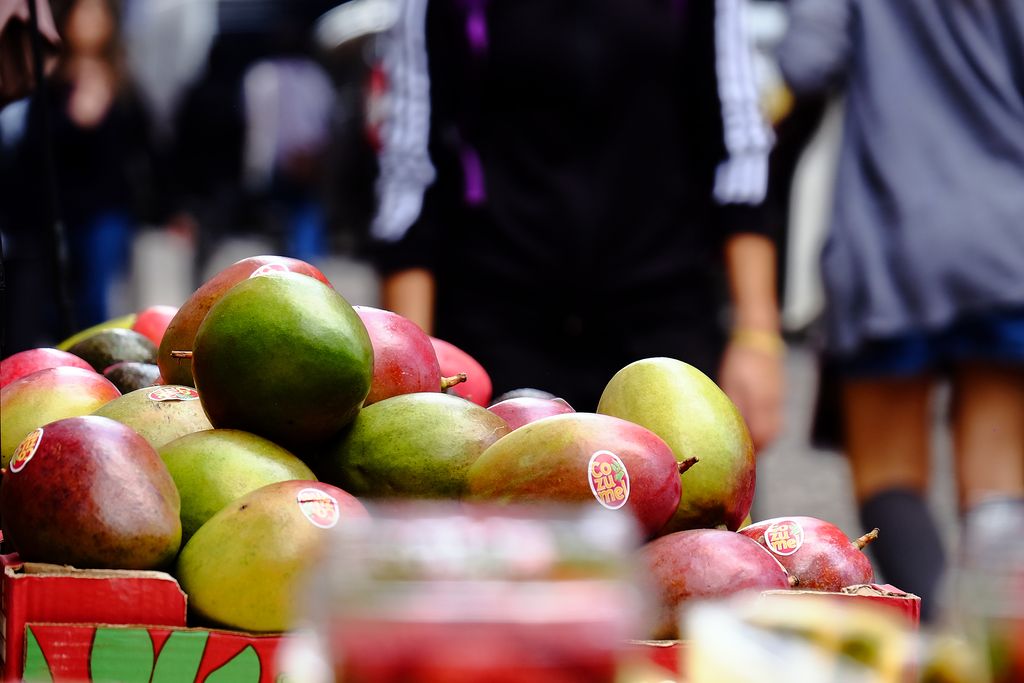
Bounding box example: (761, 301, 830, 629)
(0, 253, 884, 648)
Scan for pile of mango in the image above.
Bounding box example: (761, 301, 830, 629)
(1, 254, 841, 640)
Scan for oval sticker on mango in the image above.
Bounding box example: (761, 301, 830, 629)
(148, 386, 200, 402)
(10, 428, 44, 473)
(297, 488, 340, 529)
(764, 519, 804, 556)
(249, 263, 291, 278)
(588, 450, 630, 510)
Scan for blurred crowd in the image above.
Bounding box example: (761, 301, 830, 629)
(2, 0, 1022, 631)
(1, 0, 379, 348)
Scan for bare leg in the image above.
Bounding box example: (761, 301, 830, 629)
(950, 362, 1024, 512)
(842, 375, 934, 501)
(842, 375, 947, 621)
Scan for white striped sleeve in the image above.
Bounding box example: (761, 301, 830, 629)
(370, 0, 436, 242)
(712, 0, 774, 206)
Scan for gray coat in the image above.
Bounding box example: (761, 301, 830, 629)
(778, 0, 1024, 355)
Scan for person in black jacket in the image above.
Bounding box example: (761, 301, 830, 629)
(369, 0, 783, 449)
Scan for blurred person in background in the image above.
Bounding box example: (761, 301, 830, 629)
(239, 23, 336, 266)
(778, 0, 1024, 621)
(4, 0, 157, 335)
(166, 31, 251, 275)
(0, 0, 60, 106)
(166, 2, 348, 278)
(369, 0, 784, 450)
(1, 0, 62, 354)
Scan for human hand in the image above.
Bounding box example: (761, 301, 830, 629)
(719, 331, 785, 453)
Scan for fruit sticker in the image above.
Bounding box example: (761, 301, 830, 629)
(764, 519, 804, 556)
(10, 428, 43, 473)
(148, 386, 200, 402)
(588, 450, 630, 510)
(249, 263, 290, 278)
(297, 488, 340, 529)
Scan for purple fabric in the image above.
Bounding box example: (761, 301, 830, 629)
(459, 0, 489, 54)
(457, 0, 489, 204)
(460, 143, 486, 205)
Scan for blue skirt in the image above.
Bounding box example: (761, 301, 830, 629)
(837, 307, 1024, 379)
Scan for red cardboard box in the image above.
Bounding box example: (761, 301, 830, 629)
(22, 624, 284, 683)
(1, 560, 288, 682)
(2, 562, 189, 682)
(627, 639, 688, 678)
(759, 584, 922, 628)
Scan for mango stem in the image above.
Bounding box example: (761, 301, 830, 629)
(441, 373, 468, 391)
(853, 528, 879, 550)
(677, 456, 699, 475)
(788, 574, 800, 588)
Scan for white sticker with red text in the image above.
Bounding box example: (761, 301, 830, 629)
(249, 263, 290, 278)
(297, 488, 341, 529)
(764, 519, 804, 556)
(10, 428, 43, 473)
(588, 450, 630, 510)
(148, 386, 200, 402)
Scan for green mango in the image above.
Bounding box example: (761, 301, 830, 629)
(192, 272, 372, 450)
(159, 428, 315, 542)
(56, 313, 137, 351)
(176, 480, 367, 632)
(597, 357, 755, 533)
(322, 392, 509, 499)
(67, 329, 157, 372)
(93, 385, 212, 451)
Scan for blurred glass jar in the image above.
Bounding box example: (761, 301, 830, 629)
(946, 496, 1024, 683)
(287, 501, 652, 683)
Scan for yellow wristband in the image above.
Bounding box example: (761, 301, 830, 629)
(730, 328, 786, 356)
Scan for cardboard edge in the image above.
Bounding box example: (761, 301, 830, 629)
(24, 622, 286, 639)
(8, 563, 184, 586)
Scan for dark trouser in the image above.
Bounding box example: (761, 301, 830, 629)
(68, 211, 132, 329)
(434, 278, 726, 412)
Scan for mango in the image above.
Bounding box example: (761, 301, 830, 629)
(67, 328, 157, 372)
(1, 415, 181, 569)
(56, 312, 137, 351)
(192, 272, 373, 450)
(92, 385, 213, 450)
(159, 428, 315, 541)
(738, 516, 878, 591)
(322, 392, 509, 499)
(430, 336, 492, 406)
(354, 306, 443, 405)
(159, 255, 331, 386)
(0, 347, 94, 389)
(176, 480, 367, 632)
(641, 528, 792, 639)
(466, 413, 685, 537)
(102, 361, 162, 393)
(598, 358, 755, 533)
(1, 366, 120, 467)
